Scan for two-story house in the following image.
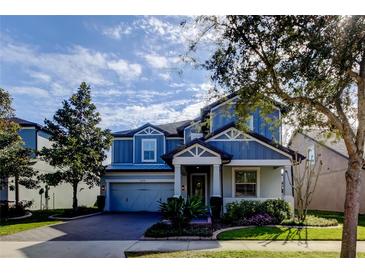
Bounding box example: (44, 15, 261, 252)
(102, 92, 304, 212)
(0, 117, 99, 209)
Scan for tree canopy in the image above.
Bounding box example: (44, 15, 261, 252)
(192, 15, 365, 258)
(39, 82, 112, 211)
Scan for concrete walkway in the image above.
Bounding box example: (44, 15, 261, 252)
(126, 240, 365, 254)
(2, 240, 365, 258)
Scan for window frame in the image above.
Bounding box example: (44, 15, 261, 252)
(141, 138, 157, 162)
(307, 145, 316, 164)
(232, 167, 260, 198)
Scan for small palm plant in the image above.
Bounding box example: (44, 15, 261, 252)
(159, 196, 206, 234)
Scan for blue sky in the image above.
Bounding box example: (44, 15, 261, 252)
(0, 16, 216, 131)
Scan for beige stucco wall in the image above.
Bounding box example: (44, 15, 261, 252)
(222, 165, 283, 198)
(289, 133, 365, 214)
(7, 131, 99, 210)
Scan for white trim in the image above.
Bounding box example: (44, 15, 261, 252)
(184, 120, 201, 144)
(133, 135, 135, 163)
(105, 178, 174, 183)
(232, 167, 261, 198)
(190, 173, 208, 205)
(113, 137, 133, 140)
(105, 172, 174, 176)
(173, 157, 222, 165)
(208, 126, 292, 159)
(174, 143, 221, 158)
(135, 126, 164, 136)
(19, 126, 36, 130)
(226, 159, 292, 166)
(210, 95, 238, 112)
(166, 137, 184, 140)
(206, 127, 252, 142)
(141, 138, 157, 162)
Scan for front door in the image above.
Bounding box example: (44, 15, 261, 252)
(190, 174, 207, 204)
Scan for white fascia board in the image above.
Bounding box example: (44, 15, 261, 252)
(226, 159, 292, 166)
(105, 178, 174, 183)
(173, 157, 222, 165)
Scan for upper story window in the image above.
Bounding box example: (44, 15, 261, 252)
(307, 145, 315, 164)
(142, 139, 156, 162)
(190, 132, 203, 141)
(248, 115, 254, 130)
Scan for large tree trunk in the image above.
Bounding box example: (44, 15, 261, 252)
(15, 175, 19, 208)
(72, 183, 78, 213)
(340, 157, 362, 258)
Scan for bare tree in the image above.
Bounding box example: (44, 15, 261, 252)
(287, 153, 323, 223)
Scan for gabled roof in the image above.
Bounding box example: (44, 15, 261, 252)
(113, 120, 191, 137)
(161, 138, 233, 166)
(200, 91, 289, 117)
(290, 130, 351, 160)
(9, 117, 50, 133)
(205, 122, 305, 160)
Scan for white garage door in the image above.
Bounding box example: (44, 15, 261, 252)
(109, 182, 174, 212)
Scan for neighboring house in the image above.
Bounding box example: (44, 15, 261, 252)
(0, 117, 99, 210)
(289, 130, 365, 214)
(102, 93, 303, 212)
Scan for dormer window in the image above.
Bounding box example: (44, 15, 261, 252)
(248, 115, 254, 130)
(142, 139, 156, 162)
(307, 145, 315, 164)
(190, 133, 203, 141)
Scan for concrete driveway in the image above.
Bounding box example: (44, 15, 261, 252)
(0, 212, 161, 241)
(0, 212, 161, 258)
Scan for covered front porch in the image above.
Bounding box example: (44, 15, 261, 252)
(166, 140, 294, 210)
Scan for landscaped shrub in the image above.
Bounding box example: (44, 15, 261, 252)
(224, 199, 291, 225)
(223, 200, 260, 224)
(259, 199, 291, 223)
(210, 197, 223, 220)
(7, 200, 33, 218)
(238, 213, 277, 226)
(159, 196, 207, 233)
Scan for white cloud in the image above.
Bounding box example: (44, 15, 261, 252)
(10, 86, 49, 97)
(158, 72, 171, 81)
(0, 39, 143, 91)
(102, 23, 132, 40)
(28, 71, 52, 83)
(107, 60, 142, 80)
(144, 54, 169, 69)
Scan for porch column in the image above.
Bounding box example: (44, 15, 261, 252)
(174, 164, 182, 197)
(212, 164, 222, 197)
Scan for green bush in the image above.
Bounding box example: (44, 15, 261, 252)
(259, 199, 291, 223)
(224, 200, 260, 224)
(159, 196, 207, 232)
(224, 199, 291, 225)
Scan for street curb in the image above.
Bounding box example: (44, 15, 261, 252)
(212, 224, 342, 240)
(7, 211, 32, 220)
(49, 212, 102, 220)
(140, 235, 213, 241)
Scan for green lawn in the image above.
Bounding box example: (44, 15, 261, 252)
(217, 211, 365, 241)
(0, 209, 63, 236)
(126, 250, 365, 258)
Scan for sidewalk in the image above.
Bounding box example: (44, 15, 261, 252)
(126, 240, 365, 254)
(1, 240, 365, 258)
